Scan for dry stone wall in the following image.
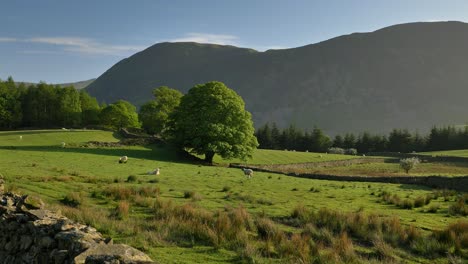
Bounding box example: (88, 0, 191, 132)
(0, 190, 154, 264)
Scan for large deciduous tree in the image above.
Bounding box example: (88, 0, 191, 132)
(139, 86, 182, 135)
(170, 81, 258, 163)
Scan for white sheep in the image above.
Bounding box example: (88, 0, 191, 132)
(362, 154, 366, 157)
(19, 135, 22, 140)
(119, 156, 128, 163)
(147, 168, 160, 175)
(62, 128, 68, 131)
(242, 168, 253, 179)
(61, 142, 66, 148)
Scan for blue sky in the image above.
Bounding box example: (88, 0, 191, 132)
(1, 0, 468, 83)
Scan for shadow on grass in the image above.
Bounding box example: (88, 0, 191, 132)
(0, 129, 118, 136)
(0, 144, 196, 164)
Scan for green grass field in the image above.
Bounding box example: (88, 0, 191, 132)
(421, 149, 468, 158)
(216, 149, 359, 165)
(0, 130, 466, 263)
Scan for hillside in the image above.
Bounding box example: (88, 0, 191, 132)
(86, 21, 468, 134)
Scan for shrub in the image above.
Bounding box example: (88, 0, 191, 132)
(222, 186, 231, 192)
(102, 186, 134, 200)
(399, 199, 414, 209)
(414, 196, 426, 208)
(255, 218, 283, 243)
(127, 175, 137, 182)
(112, 201, 130, 219)
(344, 148, 358, 155)
(427, 204, 439, 213)
(448, 197, 468, 216)
(333, 232, 356, 262)
(372, 237, 394, 261)
(328, 147, 345, 154)
(399, 157, 420, 173)
(184, 191, 202, 201)
(61, 192, 83, 207)
(137, 186, 160, 197)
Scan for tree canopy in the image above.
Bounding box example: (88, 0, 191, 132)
(170, 81, 258, 163)
(100, 100, 139, 129)
(139, 86, 182, 135)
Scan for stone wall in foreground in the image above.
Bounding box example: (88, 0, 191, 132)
(0, 191, 154, 264)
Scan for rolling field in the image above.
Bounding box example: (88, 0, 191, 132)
(0, 130, 467, 263)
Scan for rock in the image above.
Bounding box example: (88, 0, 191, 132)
(19, 235, 33, 250)
(74, 244, 154, 264)
(0, 191, 153, 263)
(50, 249, 69, 264)
(38, 236, 56, 249)
(24, 196, 45, 209)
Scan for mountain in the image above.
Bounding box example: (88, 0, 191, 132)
(85, 21, 468, 135)
(17, 79, 95, 90)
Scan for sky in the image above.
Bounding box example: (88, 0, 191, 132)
(1, 0, 468, 83)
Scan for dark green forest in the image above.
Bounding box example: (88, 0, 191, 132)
(256, 123, 468, 154)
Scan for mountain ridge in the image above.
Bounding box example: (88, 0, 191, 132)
(86, 21, 468, 135)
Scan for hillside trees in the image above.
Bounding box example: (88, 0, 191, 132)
(100, 100, 139, 129)
(169, 81, 258, 163)
(79, 90, 101, 126)
(139, 86, 182, 135)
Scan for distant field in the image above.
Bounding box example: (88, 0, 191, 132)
(281, 160, 468, 177)
(0, 129, 119, 146)
(0, 130, 466, 263)
(216, 148, 359, 165)
(421, 149, 468, 158)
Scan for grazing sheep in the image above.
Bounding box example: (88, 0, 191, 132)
(61, 142, 66, 148)
(147, 168, 160, 175)
(19, 135, 22, 140)
(61, 128, 68, 131)
(242, 168, 254, 179)
(119, 156, 128, 164)
(362, 154, 366, 157)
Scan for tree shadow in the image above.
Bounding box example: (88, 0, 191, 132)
(0, 144, 194, 164)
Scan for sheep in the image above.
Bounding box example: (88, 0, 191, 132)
(62, 128, 68, 131)
(19, 135, 22, 140)
(61, 142, 66, 148)
(119, 156, 128, 164)
(362, 154, 366, 157)
(147, 168, 160, 175)
(242, 168, 253, 179)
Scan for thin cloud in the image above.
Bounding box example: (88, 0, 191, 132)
(0, 36, 144, 55)
(0, 37, 17, 42)
(28, 37, 145, 55)
(170, 33, 239, 45)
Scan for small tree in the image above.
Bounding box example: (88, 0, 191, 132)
(100, 100, 139, 129)
(399, 157, 420, 174)
(169, 81, 258, 163)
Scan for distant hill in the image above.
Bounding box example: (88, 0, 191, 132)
(16, 79, 95, 90)
(85, 21, 468, 135)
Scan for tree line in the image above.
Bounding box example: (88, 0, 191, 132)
(256, 123, 468, 153)
(0, 77, 140, 129)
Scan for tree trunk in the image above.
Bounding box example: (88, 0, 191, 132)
(205, 151, 215, 164)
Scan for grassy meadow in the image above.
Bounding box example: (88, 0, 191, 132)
(0, 130, 467, 263)
(421, 149, 468, 158)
